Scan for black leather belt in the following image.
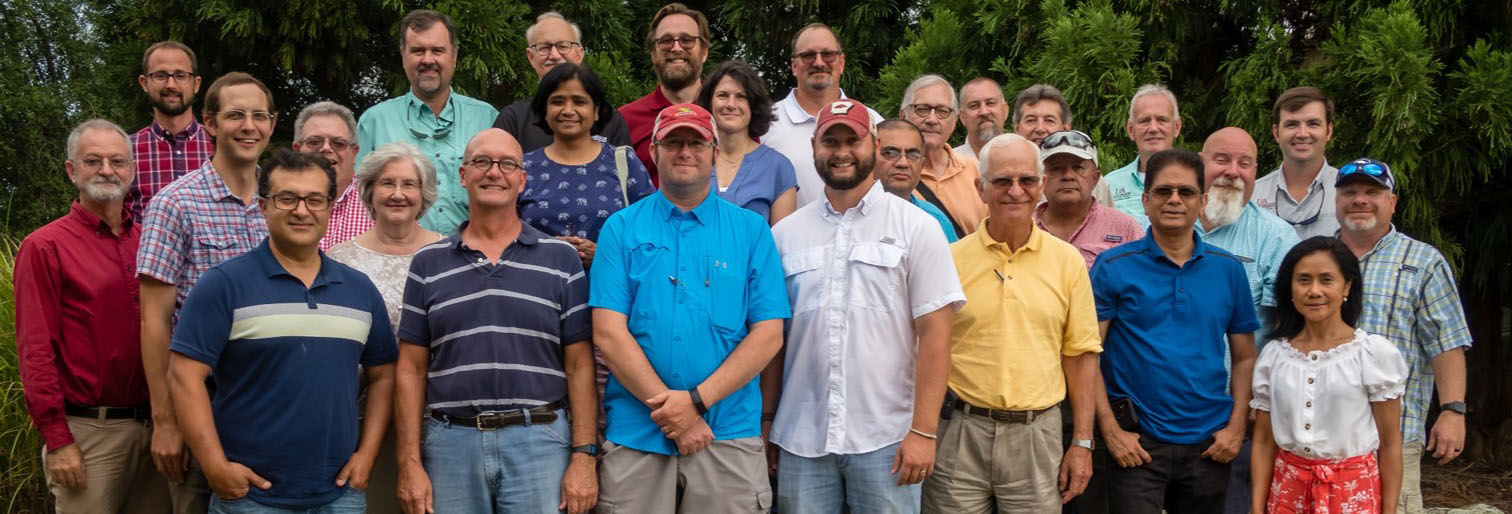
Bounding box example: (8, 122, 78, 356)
(430, 401, 564, 430)
(957, 402, 1053, 424)
(65, 405, 151, 421)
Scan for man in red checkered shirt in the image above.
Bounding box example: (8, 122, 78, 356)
(128, 41, 215, 220)
(292, 101, 372, 250)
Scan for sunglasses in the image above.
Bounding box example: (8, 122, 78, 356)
(1040, 130, 1094, 151)
(1338, 161, 1387, 178)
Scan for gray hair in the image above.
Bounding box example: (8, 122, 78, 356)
(901, 74, 958, 110)
(66, 119, 130, 162)
(1013, 83, 1072, 126)
(294, 101, 357, 142)
(354, 141, 439, 221)
(977, 133, 1044, 176)
(1128, 83, 1179, 123)
(526, 12, 582, 44)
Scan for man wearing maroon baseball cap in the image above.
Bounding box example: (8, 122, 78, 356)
(767, 98, 964, 512)
(589, 102, 790, 513)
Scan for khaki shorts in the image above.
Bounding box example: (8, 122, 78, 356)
(598, 436, 772, 513)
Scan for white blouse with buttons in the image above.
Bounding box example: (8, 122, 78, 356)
(1251, 328, 1409, 459)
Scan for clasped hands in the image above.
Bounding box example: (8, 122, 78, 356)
(647, 389, 714, 455)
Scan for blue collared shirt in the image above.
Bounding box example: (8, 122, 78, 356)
(1091, 230, 1260, 444)
(589, 190, 791, 455)
(356, 91, 498, 236)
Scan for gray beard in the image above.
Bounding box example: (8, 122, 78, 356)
(78, 177, 129, 203)
(1203, 182, 1245, 227)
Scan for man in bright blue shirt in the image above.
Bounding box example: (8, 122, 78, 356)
(168, 150, 397, 513)
(875, 119, 959, 242)
(1096, 84, 1184, 220)
(356, 10, 498, 235)
(590, 104, 789, 513)
(1091, 148, 1258, 514)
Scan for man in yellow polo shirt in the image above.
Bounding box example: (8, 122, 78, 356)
(921, 133, 1102, 513)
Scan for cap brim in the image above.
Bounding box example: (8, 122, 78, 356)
(654, 121, 715, 142)
(1041, 146, 1097, 165)
(815, 118, 871, 139)
(1335, 173, 1393, 190)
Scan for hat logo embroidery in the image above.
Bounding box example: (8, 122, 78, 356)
(830, 101, 855, 115)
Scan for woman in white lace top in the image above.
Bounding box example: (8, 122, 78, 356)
(1250, 236, 1407, 513)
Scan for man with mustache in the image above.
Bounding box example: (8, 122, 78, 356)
(769, 100, 962, 513)
(494, 12, 632, 154)
(292, 102, 370, 250)
(619, 3, 711, 186)
(901, 74, 985, 237)
(876, 119, 958, 242)
(17, 119, 173, 513)
(952, 78, 1008, 159)
(357, 9, 498, 236)
(1334, 158, 1471, 514)
(1195, 128, 1300, 514)
(1254, 87, 1340, 239)
(128, 41, 214, 220)
(1034, 130, 1143, 270)
(766, 23, 883, 208)
(1096, 85, 1183, 223)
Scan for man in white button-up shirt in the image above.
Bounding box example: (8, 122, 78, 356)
(768, 99, 964, 514)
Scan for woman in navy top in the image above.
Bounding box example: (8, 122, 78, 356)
(695, 60, 797, 224)
(521, 63, 655, 268)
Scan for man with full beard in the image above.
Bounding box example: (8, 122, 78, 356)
(128, 41, 214, 220)
(1195, 128, 1299, 514)
(953, 78, 1008, 159)
(620, 3, 711, 185)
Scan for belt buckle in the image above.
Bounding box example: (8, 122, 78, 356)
(475, 413, 503, 431)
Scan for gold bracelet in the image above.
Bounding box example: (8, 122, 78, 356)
(909, 428, 937, 440)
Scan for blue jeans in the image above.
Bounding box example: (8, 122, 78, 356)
(422, 409, 572, 514)
(776, 442, 921, 514)
(209, 486, 364, 513)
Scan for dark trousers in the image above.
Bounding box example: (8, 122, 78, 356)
(1062, 401, 1111, 514)
(1106, 437, 1230, 514)
(1223, 438, 1253, 513)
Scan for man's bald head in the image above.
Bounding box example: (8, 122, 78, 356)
(1202, 127, 1257, 156)
(464, 128, 524, 162)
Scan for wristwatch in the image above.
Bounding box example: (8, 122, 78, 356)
(1071, 439, 1095, 451)
(572, 444, 600, 457)
(1441, 401, 1468, 415)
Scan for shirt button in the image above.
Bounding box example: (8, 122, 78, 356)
(1311, 355, 1318, 361)
(1305, 401, 1312, 408)
(1304, 423, 1311, 430)
(1304, 447, 1312, 454)
(1307, 378, 1315, 384)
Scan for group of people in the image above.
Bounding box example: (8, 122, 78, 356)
(13, 3, 1474, 514)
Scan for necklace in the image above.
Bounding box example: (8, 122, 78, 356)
(719, 140, 753, 167)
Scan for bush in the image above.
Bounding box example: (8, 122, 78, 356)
(0, 235, 50, 513)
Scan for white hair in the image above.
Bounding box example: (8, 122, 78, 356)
(294, 101, 357, 142)
(66, 119, 129, 162)
(354, 141, 439, 220)
(901, 74, 958, 110)
(977, 133, 1043, 176)
(1128, 83, 1179, 123)
(526, 12, 582, 44)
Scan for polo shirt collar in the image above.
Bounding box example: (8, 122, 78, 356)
(251, 238, 343, 286)
(1138, 225, 1209, 264)
(974, 218, 1044, 254)
(1032, 197, 1102, 237)
(822, 181, 885, 218)
(67, 200, 132, 233)
(778, 88, 853, 124)
(449, 221, 547, 249)
(656, 189, 718, 224)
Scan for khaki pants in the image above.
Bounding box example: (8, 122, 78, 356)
(1398, 441, 1425, 514)
(598, 436, 772, 513)
(44, 416, 170, 514)
(922, 405, 1062, 513)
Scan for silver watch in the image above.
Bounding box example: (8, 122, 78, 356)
(1071, 439, 1095, 451)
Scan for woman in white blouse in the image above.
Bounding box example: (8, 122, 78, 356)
(1250, 236, 1408, 513)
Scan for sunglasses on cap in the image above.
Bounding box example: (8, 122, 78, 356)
(1338, 161, 1387, 178)
(1040, 130, 1094, 151)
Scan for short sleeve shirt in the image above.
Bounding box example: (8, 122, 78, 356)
(169, 241, 397, 510)
(1033, 199, 1144, 269)
(917, 149, 987, 236)
(136, 162, 268, 310)
(589, 191, 791, 455)
(1091, 231, 1260, 444)
(713, 144, 797, 220)
(520, 142, 656, 241)
(1250, 329, 1407, 459)
(764, 89, 883, 208)
(356, 91, 498, 236)
(1254, 163, 1340, 240)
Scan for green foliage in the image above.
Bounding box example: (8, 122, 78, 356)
(0, 236, 47, 513)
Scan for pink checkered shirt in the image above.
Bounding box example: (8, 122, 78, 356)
(128, 120, 215, 220)
(1034, 199, 1145, 269)
(319, 183, 373, 250)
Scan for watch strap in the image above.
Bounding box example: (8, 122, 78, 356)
(572, 444, 600, 457)
(1441, 401, 1467, 414)
(690, 388, 709, 415)
(1072, 439, 1095, 450)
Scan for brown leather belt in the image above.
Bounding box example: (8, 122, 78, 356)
(65, 405, 151, 421)
(430, 401, 565, 430)
(956, 402, 1054, 424)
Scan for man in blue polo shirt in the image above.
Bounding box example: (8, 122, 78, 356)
(393, 128, 599, 514)
(590, 104, 789, 513)
(168, 149, 398, 513)
(1090, 148, 1259, 514)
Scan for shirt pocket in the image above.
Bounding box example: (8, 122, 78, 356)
(781, 249, 826, 315)
(847, 242, 905, 311)
(627, 242, 665, 321)
(190, 233, 242, 272)
(708, 257, 747, 332)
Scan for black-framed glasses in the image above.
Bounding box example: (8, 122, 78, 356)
(1151, 185, 1201, 199)
(1041, 130, 1095, 151)
(908, 104, 955, 119)
(215, 109, 275, 124)
(654, 35, 703, 50)
(147, 71, 196, 84)
(299, 137, 351, 152)
(529, 41, 582, 55)
(879, 147, 924, 163)
(262, 193, 331, 211)
(793, 50, 842, 65)
(466, 157, 524, 174)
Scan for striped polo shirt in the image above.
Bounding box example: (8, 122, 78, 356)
(170, 240, 397, 510)
(398, 222, 591, 417)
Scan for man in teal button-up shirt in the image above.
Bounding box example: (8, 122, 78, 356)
(1097, 84, 1182, 222)
(356, 9, 498, 235)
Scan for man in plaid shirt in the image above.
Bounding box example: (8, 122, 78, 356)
(291, 101, 372, 250)
(128, 41, 214, 220)
(1334, 157, 1471, 514)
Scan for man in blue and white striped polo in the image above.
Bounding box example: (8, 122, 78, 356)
(393, 128, 600, 514)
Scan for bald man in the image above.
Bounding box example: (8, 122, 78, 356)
(395, 128, 600, 513)
(493, 12, 632, 153)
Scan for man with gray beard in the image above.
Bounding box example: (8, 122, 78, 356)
(953, 78, 1009, 159)
(1196, 127, 1299, 514)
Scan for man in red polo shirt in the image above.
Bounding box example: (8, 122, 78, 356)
(618, 2, 710, 186)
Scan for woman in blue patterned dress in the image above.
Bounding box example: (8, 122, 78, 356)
(520, 62, 655, 268)
(695, 60, 797, 225)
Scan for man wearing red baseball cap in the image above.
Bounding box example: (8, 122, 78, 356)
(767, 99, 964, 512)
(589, 103, 791, 513)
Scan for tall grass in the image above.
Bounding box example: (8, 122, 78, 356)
(0, 235, 52, 513)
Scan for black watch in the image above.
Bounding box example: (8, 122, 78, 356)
(572, 444, 600, 457)
(1440, 401, 1467, 415)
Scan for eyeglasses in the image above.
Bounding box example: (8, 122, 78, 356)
(216, 110, 275, 124)
(299, 137, 351, 152)
(466, 157, 524, 174)
(879, 147, 923, 162)
(656, 139, 714, 152)
(989, 175, 1041, 189)
(793, 51, 841, 65)
(262, 193, 331, 211)
(529, 41, 582, 56)
(146, 71, 196, 84)
(908, 104, 955, 120)
(1150, 185, 1202, 199)
(78, 156, 131, 171)
(654, 35, 703, 51)
(1040, 130, 1095, 151)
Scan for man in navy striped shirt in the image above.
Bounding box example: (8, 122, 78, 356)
(394, 128, 599, 514)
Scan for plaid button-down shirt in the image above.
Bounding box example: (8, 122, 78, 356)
(127, 120, 215, 220)
(1354, 226, 1472, 443)
(318, 183, 372, 250)
(137, 162, 267, 310)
